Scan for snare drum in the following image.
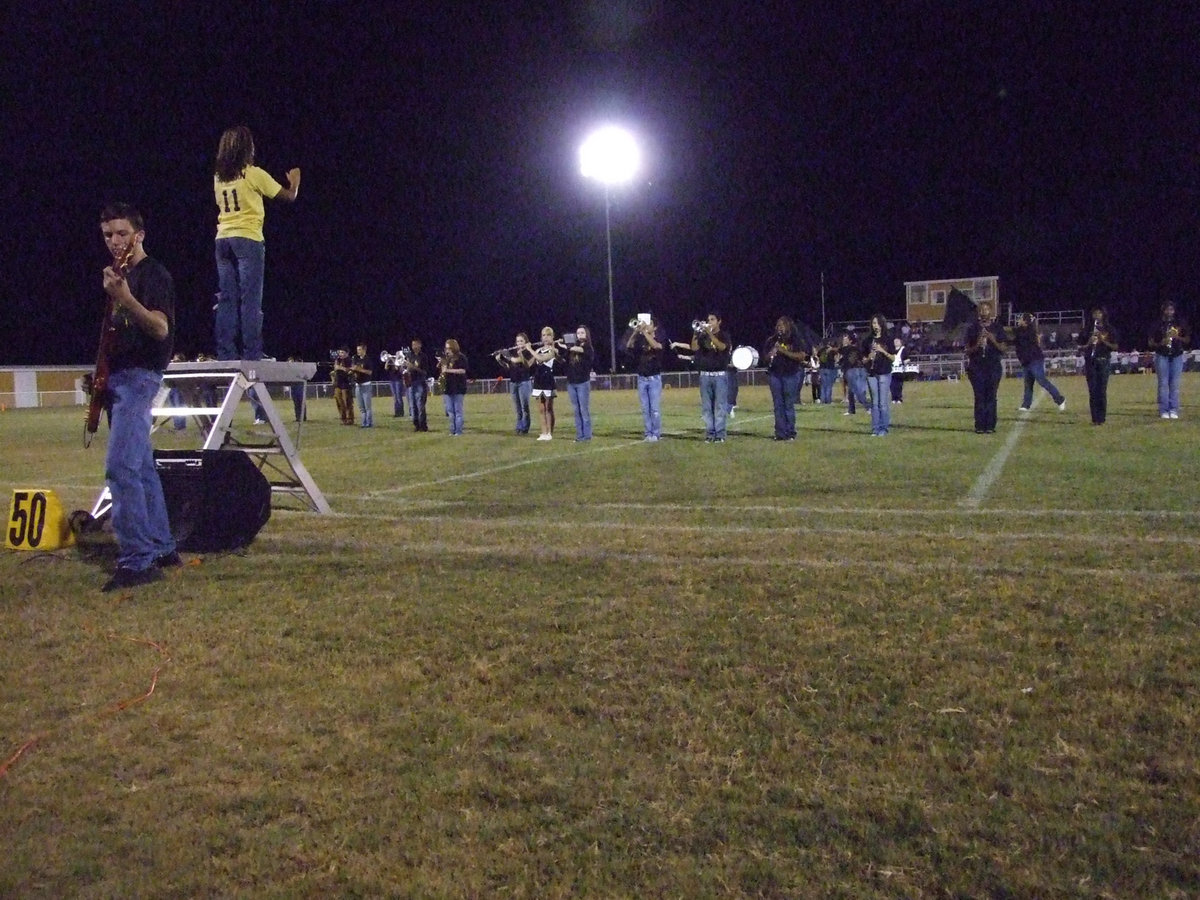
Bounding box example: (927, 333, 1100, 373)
(731, 345, 760, 371)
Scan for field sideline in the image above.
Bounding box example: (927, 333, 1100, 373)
(2, 374, 1198, 897)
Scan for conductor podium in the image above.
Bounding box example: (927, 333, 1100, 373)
(91, 360, 331, 533)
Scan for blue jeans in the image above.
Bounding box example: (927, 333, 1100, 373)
(389, 378, 405, 416)
(510, 379, 532, 433)
(355, 382, 374, 426)
(867, 373, 892, 434)
(1021, 359, 1064, 408)
(637, 374, 662, 438)
(846, 367, 868, 414)
(167, 386, 186, 430)
(443, 393, 464, 434)
(1156, 353, 1184, 415)
(768, 371, 800, 438)
(408, 379, 428, 430)
(105, 368, 176, 571)
(819, 368, 837, 404)
(699, 372, 728, 439)
(568, 380, 592, 440)
(214, 236, 266, 360)
(725, 370, 739, 414)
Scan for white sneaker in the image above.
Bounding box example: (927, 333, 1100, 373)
(1161, 413, 1171, 419)
(1169, 411, 1179, 419)
(1056, 399, 1066, 411)
(1017, 406, 1030, 412)
(537, 433, 551, 441)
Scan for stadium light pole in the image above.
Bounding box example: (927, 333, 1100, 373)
(580, 126, 640, 374)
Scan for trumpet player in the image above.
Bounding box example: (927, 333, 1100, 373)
(383, 346, 406, 418)
(1080, 306, 1119, 425)
(349, 341, 374, 428)
(764, 316, 808, 441)
(1149, 301, 1189, 419)
(530, 326, 560, 440)
(626, 314, 666, 441)
(964, 301, 1006, 434)
(494, 333, 534, 434)
(406, 337, 432, 432)
(677, 311, 730, 442)
(863, 313, 895, 437)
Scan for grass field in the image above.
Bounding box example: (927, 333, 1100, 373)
(2, 373, 1198, 898)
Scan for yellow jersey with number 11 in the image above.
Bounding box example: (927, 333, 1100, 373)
(214, 165, 283, 242)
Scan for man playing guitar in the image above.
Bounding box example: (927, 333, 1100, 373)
(96, 203, 181, 591)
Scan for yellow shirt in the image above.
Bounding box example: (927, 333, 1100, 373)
(214, 165, 283, 242)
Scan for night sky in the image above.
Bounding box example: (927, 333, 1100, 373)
(6, 1, 1198, 371)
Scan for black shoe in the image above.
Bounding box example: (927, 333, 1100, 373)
(102, 566, 164, 593)
(155, 551, 184, 569)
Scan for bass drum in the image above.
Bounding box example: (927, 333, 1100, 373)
(731, 345, 760, 371)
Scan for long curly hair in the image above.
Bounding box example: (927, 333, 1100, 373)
(215, 126, 255, 183)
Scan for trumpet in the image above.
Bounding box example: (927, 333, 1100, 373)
(691, 319, 710, 334)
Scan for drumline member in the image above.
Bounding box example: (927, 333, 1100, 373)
(889, 337, 906, 404)
(626, 314, 666, 441)
(563, 325, 595, 441)
(438, 339, 468, 435)
(862, 313, 895, 436)
(494, 333, 534, 434)
(530, 326, 560, 440)
(763, 316, 808, 441)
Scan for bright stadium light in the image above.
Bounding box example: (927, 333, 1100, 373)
(580, 126, 641, 373)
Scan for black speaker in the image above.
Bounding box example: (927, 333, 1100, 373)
(154, 450, 271, 552)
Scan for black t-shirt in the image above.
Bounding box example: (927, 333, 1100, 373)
(862, 332, 893, 376)
(965, 321, 1005, 369)
(1011, 323, 1043, 366)
(108, 255, 174, 374)
(350, 354, 374, 384)
(694, 328, 732, 371)
(496, 349, 532, 383)
(441, 353, 468, 395)
(765, 330, 803, 377)
(564, 342, 595, 384)
(629, 330, 665, 377)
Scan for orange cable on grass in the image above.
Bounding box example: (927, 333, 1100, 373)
(0, 736, 42, 778)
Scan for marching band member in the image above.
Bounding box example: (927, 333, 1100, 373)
(494, 333, 533, 434)
(964, 301, 1006, 434)
(564, 325, 596, 441)
(1012, 313, 1066, 412)
(1079, 307, 1119, 425)
(1149, 301, 1189, 419)
(818, 340, 839, 405)
(405, 338, 431, 432)
(384, 346, 406, 417)
(331, 348, 354, 425)
(763, 316, 808, 441)
(838, 332, 869, 417)
(96, 203, 180, 591)
(212, 125, 299, 362)
(676, 312, 731, 442)
(862, 313, 895, 437)
(889, 337, 906, 404)
(349, 342, 374, 428)
(626, 314, 666, 441)
(438, 339, 468, 435)
(530, 327, 560, 440)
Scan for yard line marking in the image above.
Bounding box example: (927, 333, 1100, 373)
(365, 414, 777, 496)
(255, 534, 1199, 581)
(287, 510, 1200, 547)
(960, 395, 1039, 509)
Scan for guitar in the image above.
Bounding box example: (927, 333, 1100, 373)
(83, 241, 137, 447)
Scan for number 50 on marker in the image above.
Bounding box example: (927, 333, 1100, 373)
(6, 490, 75, 551)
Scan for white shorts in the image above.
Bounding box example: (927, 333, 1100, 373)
(531, 388, 556, 399)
